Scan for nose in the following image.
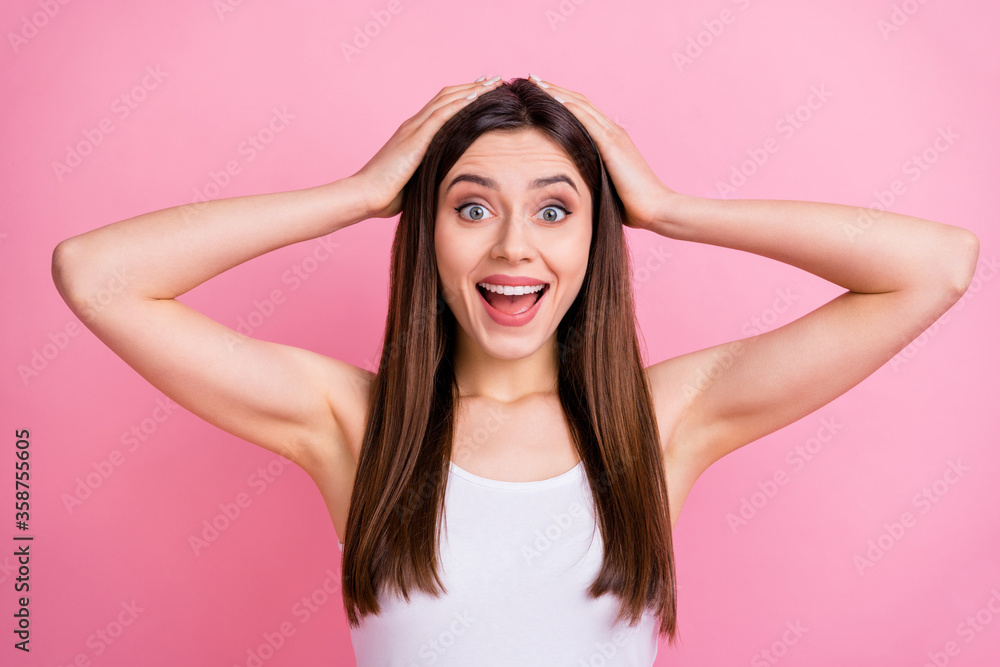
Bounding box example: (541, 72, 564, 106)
(490, 213, 535, 263)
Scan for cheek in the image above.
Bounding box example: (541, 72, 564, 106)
(549, 228, 592, 273)
(434, 234, 469, 304)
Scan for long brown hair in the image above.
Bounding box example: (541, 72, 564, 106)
(342, 77, 678, 643)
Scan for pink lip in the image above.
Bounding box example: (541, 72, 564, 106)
(477, 274, 549, 287)
(477, 281, 548, 327)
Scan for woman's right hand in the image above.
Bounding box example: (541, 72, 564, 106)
(351, 75, 503, 219)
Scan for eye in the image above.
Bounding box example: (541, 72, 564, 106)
(455, 203, 493, 221)
(539, 205, 570, 223)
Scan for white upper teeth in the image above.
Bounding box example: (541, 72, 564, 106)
(477, 283, 546, 296)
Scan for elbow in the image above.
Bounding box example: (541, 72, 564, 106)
(51, 239, 78, 307)
(51, 237, 97, 313)
(946, 228, 981, 300)
(52, 237, 144, 321)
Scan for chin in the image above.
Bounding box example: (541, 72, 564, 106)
(478, 335, 541, 359)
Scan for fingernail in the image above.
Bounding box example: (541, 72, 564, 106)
(465, 92, 477, 100)
(474, 75, 486, 83)
(483, 75, 502, 86)
(553, 94, 565, 104)
(529, 73, 549, 88)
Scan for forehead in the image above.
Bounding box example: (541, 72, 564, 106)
(441, 128, 584, 188)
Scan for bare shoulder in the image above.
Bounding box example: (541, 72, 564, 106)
(644, 352, 721, 529)
(300, 354, 373, 478)
(294, 354, 375, 539)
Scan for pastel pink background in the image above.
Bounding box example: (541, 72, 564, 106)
(2, 0, 998, 665)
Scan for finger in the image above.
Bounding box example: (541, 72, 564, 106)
(409, 76, 503, 128)
(393, 77, 504, 171)
(526, 75, 589, 107)
(404, 78, 500, 149)
(433, 76, 503, 104)
(543, 94, 620, 153)
(526, 75, 618, 138)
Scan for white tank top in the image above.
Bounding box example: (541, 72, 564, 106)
(337, 459, 660, 666)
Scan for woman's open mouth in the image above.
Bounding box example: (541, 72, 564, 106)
(476, 282, 549, 326)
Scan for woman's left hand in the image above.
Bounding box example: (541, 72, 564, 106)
(527, 74, 675, 232)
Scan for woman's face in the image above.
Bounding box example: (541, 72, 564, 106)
(435, 127, 593, 360)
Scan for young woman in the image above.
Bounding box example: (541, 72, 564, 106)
(50, 75, 980, 666)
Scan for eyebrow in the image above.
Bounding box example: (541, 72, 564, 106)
(444, 173, 579, 195)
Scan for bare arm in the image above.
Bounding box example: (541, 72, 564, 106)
(648, 194, 979, 479)
(51, 178, 375, 472)
(55, 180, 368, 301)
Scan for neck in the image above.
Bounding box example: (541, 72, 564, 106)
(453, 328, 560, 403)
